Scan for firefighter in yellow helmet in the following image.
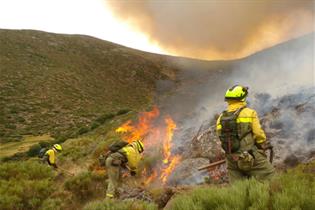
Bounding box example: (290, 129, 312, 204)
(105, 139, 144, 199)
(216, 85, 274, 182)
(43, 144, 62, 169)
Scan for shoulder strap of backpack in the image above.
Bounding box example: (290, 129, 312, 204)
(234, 106, 252, 140)
(233, 106, 246, 117)
(108, 140, 129, 152)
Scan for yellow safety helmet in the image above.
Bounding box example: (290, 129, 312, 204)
(132, 139, 144, 153)
(225, 85, 248, 102)
(53, 144, 62, 152)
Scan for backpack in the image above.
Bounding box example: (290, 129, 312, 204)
(108, 140, 129, 153)
(38, 147, 48, 158)
(219, 107, 245, 154)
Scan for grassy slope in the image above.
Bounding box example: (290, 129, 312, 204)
(0, 134, 53, 157)
(0, 29, 176, 142)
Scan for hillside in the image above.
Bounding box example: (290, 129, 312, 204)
(0, 29, 314, 210)
(0, 29, 177, 142)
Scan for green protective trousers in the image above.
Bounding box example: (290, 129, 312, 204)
(105, 152, 126, 198)
(227, 149, 275, 183)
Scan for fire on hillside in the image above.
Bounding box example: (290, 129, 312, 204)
(115, 107, 182, 185)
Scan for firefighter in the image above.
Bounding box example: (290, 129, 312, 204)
(105, 139, 144, 199)
(216, 85, 274, 182)
(43, 144, 62, 169)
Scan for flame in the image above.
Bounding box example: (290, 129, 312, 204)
(159, 116, 181, 184)
(116, 107, 181, 185)
(163, 116, 176, 164)
(115, 106, 160, 143)
(160, 155, 181, 184)
(144, 170, 158, 186)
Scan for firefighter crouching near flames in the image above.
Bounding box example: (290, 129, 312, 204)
(104, 139, 144, 199)
(216, 85, 275, 182)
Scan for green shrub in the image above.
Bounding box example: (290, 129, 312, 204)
(271, 170, 315, 210)
(1, 152, 27, 162)
(39, 141, 51, 148)
(77, 126, 90, 135)
(53, 132, 75, 144)
(16, 116, 26, 123)
(27, 144, 42, 157)
(95, 113, 115, 124)
(90, 121, 101, 130)
(0, 161, 55, 210)
(0, 161, 53, 182)
(167, 169, 315, 210)
(39, 198, 64, 210)
(64, 171, 105, 201)
(5, 124, 17, 129)
(22, 140, 52, 158)
(116, 109, 131, 115)
(0, 179, 53, 210)
(83, 199, 158, 210)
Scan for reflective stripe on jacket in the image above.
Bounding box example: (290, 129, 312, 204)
(45, 149, 56, 165)
(119, 144, 141, 171)
(216, 101, 266, 152)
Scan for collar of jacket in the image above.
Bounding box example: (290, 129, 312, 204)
(226, 101, 247, 112)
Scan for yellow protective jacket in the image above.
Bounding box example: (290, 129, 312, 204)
(216, 101, 266, 152)
(45, 149, 56, 166)
(119, 143, 141, 172)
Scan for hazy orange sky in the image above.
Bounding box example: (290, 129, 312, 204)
(0, 0, 314, 60)
(107, 0, 314, 60)
(0, 0, 166, 54)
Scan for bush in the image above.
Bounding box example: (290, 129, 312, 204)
(168, 181, 248, 210)
(271, 170, 315, 210)
(1, 152, 27, 162)
(25, 140, 52, 158)
(90, 121, 101, 130)
(64, 171, 105, 201)
(116, 109, 131, 115)
(39, 141, 51, 148)
(77, 127, 90, 135)
(27, 144, 42, 157)
(39, 198, 64, 210)
(0, 161, 53, 183)
(83, 199, 158, 210)
(167, 168, 315, 210)
(95, 113, 115, 124)
(0, 161, 55, 210)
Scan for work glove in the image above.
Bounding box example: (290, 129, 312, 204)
(130, 170, 137, 176)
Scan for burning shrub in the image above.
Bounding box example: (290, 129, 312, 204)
(83, 199, 158, 210)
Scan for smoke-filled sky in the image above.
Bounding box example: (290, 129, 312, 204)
(107, 0, 314, 59)
(0, 0, 313, 60)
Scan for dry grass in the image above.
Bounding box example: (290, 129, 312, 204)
(0, 134, 53, 158)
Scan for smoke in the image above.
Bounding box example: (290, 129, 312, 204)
(155, 33, 315, 180)
(106, 0, 313, 60)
